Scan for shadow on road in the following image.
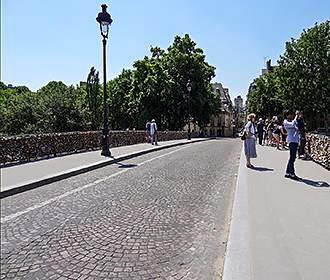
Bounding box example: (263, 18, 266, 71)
(252, 166, 274, 172)
(115, 162, 138, 169)
(300, 179, 329, 188)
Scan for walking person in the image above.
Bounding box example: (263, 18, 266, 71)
(297, 111, 306, 159)
(244, 113, 257, 168)
(264, 119, 269, 144)
(280, 123, 288, 149)
(256, 118, 264, 145)
(266, 118, 274, 146)
(150, 119, 158, 145)
(145, 120, 151, 143)
(283, 110, 301, 180)
(272, 117, 282, 150)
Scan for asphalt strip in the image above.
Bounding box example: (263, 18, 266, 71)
(222, 146, 251, 280)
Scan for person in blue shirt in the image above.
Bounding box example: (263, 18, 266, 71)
(283, 110, 301, 180)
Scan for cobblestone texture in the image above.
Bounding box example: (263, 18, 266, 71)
(1, 139, 241, 279)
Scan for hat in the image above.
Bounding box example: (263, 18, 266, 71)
(259, 118, 263, 121)
(151, 119, 155, 122)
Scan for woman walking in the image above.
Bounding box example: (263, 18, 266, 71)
(272, 117, 282, 150)
(244, 113, 257, 168)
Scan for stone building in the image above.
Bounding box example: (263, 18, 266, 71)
(204, 83, 234, 137)
(233, 95, 245, 134)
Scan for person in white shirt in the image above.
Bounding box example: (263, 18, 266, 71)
(244, 113, 257, 168)
(150, 119, 158, 145)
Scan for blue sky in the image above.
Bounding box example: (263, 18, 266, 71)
(1, 0, 329, 100)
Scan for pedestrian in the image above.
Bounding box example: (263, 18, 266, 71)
(256, 118, 264, 145)
(297, 111, 306, 159)
(264, 118, 269, 144)
(150, 119, 158, 145)
(283, 110, 301, 180)
(266, 118, 274, 145)
(145, 120, 151, 143)
(244, 113, 257, 168)
(280, 123, 288, 149)
(272, 117, 281, 150)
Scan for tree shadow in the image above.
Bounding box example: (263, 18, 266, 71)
(300, 178, 329, 188)
(252, 166, 274, 172)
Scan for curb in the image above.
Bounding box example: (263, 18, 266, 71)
(222, 145, 251, 280)
(0, 138, 213, 199)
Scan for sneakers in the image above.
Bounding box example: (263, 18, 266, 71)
(284, 174, 302, 181)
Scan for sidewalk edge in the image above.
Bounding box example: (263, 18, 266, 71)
(0, 138, 213, 199)
(222, 145, 251, 280)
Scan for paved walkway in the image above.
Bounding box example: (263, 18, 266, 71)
(223, 144, 330, 280)
(0, 138, 208, 197)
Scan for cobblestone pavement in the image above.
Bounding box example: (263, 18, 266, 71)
(1, 139, 241, 280)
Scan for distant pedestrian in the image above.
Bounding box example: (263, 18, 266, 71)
(272, 117, 282, 150)
(266, 119, 274, 145)
(150, 119, 158, 145)
(244, 113, 257, 168)
(146, 120, 151, 143)
(280, 123, 288, 149)
(297, 111, 306, 159)
(256, 118, 264, 145)
(283, 110, 301, 180)
(264, 119, 269, 143)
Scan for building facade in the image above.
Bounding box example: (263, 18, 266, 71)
(204, 83, 234, 137)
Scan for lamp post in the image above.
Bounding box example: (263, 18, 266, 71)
(96, 4, 113, 157)
(186, 80, 192, 140)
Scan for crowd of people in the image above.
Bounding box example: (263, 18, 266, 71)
(253, 112, 306, 155)
(243, 111, 307, 181)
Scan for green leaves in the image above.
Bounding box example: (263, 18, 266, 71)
(247, 21, 330, 130)
(0, 34, 217, 135)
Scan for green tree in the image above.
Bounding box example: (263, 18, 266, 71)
(86, 67, 102, 130)
(108, 69, 133, 130)
(277, 21, 330, 130)
(0, 88, 47, 135)
(247, 72, 283, 118)
(38, 81, 88, 132)
(127, 34, 216, 131)
(247, 21, 330, 131)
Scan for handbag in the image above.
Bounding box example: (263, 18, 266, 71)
(240, 131, 247, 140)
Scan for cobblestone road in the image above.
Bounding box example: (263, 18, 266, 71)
(1, 139, 241, 280)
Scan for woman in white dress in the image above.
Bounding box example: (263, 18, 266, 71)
(244, 113, 257, 168)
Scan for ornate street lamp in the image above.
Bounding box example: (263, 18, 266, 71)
(186, 80, 192, 140)
(96, 4, 113, 157)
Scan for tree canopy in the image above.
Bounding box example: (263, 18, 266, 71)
(0, 34, 218, 135)
(247, 21, 330, 129)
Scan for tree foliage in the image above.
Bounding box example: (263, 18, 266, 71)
(110, 34, 216, 131)
(247, 21, 330, 129)
(0, 34, 217, 135)
(86, 67, 102, 130)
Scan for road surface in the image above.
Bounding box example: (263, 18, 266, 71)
(1, 139, 241, 280)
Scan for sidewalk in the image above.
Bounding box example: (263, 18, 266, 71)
(223, 144, 330, 280)
(0, 138, 209, 198)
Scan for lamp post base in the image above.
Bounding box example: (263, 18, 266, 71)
(187, 129, 191, 140)
(101, 148, 111, 157)
(101, 130, 111, 157)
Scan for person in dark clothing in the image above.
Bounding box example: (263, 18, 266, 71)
(256, 118, 264, 145)
(296, 111, 306, 158)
